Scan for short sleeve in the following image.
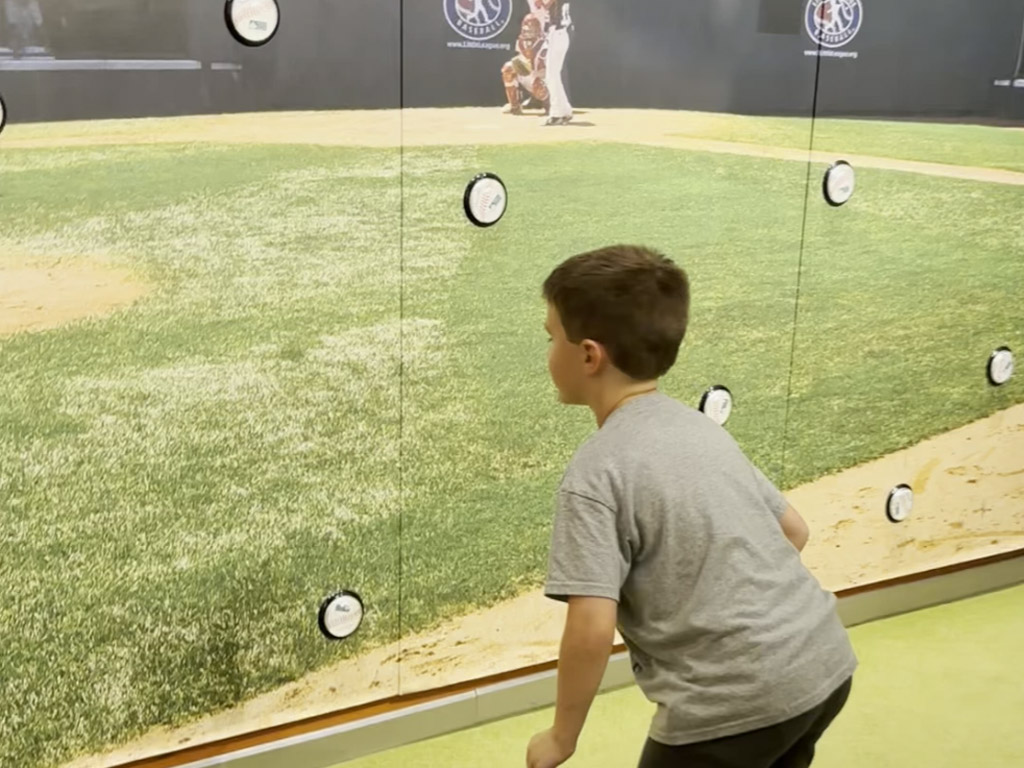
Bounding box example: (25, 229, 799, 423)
(544, 490, 629, 604)
(750, 462, 789, 519)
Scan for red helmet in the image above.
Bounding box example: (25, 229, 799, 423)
(520, 14, 542, 41)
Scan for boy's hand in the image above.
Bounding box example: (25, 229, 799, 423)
(526, 596, 616, 768)
(527, 728, 575, 768)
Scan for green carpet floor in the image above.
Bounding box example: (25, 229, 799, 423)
(339, 584, 1024, 767)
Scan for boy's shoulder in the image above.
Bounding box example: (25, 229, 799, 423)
(560, 392, 745, 495)
(559, 393, 687, 483)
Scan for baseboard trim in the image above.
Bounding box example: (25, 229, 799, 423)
(171, 659, 635, 768)
(836, 551, 1024, 627)
(144, 551, 1024, 768)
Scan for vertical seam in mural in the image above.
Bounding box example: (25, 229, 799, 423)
(1014, 8, 1024, 76)
(398, 0, 406, 695)
(782, 36, 825, 485)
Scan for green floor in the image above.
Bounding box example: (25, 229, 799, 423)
(341, 584, 1024, 767)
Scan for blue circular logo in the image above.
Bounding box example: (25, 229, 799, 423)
(444, 0, 512, 41)
(805, 0, 863, 49)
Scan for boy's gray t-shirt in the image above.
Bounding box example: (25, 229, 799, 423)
(545, 392, 858, 746)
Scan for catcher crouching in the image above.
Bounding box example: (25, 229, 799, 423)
(501, 13, 550, 115)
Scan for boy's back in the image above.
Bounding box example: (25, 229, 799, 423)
(545, 391, 858, 746)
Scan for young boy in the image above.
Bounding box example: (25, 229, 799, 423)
(526, 245, 857, 768)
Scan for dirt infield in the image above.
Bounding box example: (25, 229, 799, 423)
(63, 402, 1024, 768)
(4, 108, 1023, 187)
(0, 263, 149, 337)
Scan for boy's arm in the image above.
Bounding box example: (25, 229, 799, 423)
(779, 503, 810, 552)
(536, 489, 629, 764)
(749, 462, 810, 553)
(551, 596, 617, 752)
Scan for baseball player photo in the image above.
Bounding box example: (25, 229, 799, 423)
(1, 0, 51, 58)
(501, 11, 551, 115)
(500, 0, 573, 125)
(538, 0, 573, 125)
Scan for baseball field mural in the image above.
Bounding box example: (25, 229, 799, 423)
(1, 1, 1023, 767)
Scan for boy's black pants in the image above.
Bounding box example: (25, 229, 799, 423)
(637, 677, 853, 768)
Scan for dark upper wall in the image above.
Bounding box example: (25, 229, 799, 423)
(0, 0, 1021, 123)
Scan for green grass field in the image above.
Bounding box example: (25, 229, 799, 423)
(0, 124, 1022, 768)
(672, 113, 1024, 171)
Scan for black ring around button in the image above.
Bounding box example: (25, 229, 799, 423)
(886, 484, 913, 523)
(225, 0, 281, 47)
(699, 385, 733, 422)
(464, 172, 508, 228)
(987, 346, 1014, 387)
(823, 160, 854, 208)
(317, 590, 365, 641)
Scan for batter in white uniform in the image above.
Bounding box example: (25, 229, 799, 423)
(538, 0, 573, 125)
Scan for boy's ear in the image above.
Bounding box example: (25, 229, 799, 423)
(580, 339, 603, 370)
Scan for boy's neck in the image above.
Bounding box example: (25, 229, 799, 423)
(593, 382, 659, 428)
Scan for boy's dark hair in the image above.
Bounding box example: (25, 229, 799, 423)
(542, 245, 690, 380)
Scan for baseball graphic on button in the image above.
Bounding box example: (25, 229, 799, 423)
(318, 591, 365, 641)
(987, 347, 1014, 387)
(225, 0, 281, 47)
(464, 173, 508, 228)
(886, 485, 914, 523)
(823, 161, 856, 207)
(699, 386, 733, 426)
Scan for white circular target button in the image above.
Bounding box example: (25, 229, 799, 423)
(887, 485, 914, 523)
(824, 161, 856, 207)
(464, 173, 508, 228)
(987, 347, 1014, 386)
(318, 591, 364, 641)
(699, 386, 733, 426)
(225, 0, 281, 46)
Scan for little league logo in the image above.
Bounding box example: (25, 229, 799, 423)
(444, 0, 512, 41)
(805, 0, 863, 49)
